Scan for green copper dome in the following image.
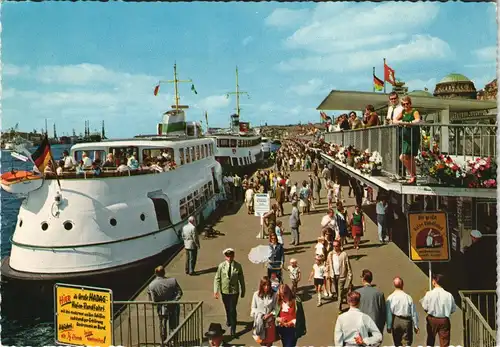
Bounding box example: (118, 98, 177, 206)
(438, 73, 471, 84)
(408, 90, 433, 97)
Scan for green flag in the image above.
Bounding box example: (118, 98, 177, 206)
(191, 84, 198, 95)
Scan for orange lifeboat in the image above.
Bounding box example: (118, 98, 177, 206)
(1, 170, 43, 194)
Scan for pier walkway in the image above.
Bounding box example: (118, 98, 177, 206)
(119, 170, 463, 346)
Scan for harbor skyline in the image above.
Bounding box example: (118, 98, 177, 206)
(3, 1, 497, 138)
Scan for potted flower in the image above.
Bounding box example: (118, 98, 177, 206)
(368, 151, 383, 176)
(466, 157, 497, 188)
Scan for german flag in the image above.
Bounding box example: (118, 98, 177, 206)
(373, 74, 384, 91)
(31, 135, 53, 172)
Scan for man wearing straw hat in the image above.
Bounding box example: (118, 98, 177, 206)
(213, 248, 246, 337)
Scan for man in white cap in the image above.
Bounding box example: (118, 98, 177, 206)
(465, 229, 495, 290)
(213, 248, 246, 337)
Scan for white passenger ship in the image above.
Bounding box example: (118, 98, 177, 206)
(210, 114, 263, 174)
(209, 67, 264, 174)
(1, 65, 224, 283)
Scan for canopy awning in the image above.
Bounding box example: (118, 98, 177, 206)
(317, 90, 498, 113)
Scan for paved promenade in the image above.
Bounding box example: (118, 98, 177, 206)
(131, 170, 463, 346)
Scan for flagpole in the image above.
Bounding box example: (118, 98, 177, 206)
(372, 67, 375, 92)
(46, 135, 62, 191)
(383, 58, 387, 94)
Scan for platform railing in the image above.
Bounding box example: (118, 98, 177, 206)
(113, 301, 203, 347)
(459, 290, 497, 347)
(321, 123, 497, 179)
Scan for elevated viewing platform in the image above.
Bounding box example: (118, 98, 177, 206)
(300, 89, 497, 199)
(301, 122, 496, 199)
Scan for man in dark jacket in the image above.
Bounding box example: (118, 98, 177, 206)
(148, 265, 183, 336)
(356, 269, 386, 334)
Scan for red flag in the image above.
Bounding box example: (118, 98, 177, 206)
(153, 84, 160, 96)
(384, 63, 396, 86)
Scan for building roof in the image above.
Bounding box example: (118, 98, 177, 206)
(316, 89, 497, 113)
(438, 73, 472, 84)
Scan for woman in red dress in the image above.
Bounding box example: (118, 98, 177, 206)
(274, 284, 306, 347)
(349, 204, 366, 250)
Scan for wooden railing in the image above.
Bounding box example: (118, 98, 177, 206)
(459, 290, 497, 347)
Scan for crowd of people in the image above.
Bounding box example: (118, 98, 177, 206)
(148, 139, 458, 347)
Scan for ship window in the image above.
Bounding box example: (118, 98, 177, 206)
(187, 193, 195, 214)
(208, 181, 214, 195)
(194, 189, 202, 209)
(179, 148, 185, 165)
(205, 144, 209, 157)
(63, 221, 74, 231)
(110, 218, 117, 227)
(231, 157, 238, 166)
(191, 147, 196, 162)
(41, 222, 49, 231)
(74, 150, 106, 164)
(109, 147, 139, 166)
(180, 199, 188, 220)
(230, 139, 237, 147)
(140, 213, 146, 221)
(150, 198, 172, 229)
(185, 147, 191, 163)
(218, 139, 229, 148)
(19, 219, 23, 227)
(195, 146, 200, 160)
(204, 183, 210, 200)
(239, 158, 243, 165)
(210, 143, 214, 155)
(211, 169, 220, 193)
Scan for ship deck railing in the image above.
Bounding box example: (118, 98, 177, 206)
(301, 123, 496, 191)
(113, 300, 203, 347)
(42, 165, 177, 180)
(458, 290, 497, 347)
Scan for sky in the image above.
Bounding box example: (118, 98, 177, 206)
(2, 2, 498, 138)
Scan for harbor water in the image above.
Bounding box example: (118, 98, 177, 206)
(1, 145, 70, 345)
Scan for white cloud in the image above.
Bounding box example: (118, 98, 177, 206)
(264, 8, 310, 29)
(287, 78, 331, 96)
(283, 3, 439, 54)
(2, 63, 30, 76)
(195, 94, 231, 112)
(242, 36, 254, 46)
(277, 35, 452, 72)
(473, 46, 497, 61)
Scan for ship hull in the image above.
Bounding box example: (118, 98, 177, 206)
(1, 242, 182, 319)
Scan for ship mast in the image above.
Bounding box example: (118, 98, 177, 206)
(226, 66, 249, 117)
(158, 64, 192, 110)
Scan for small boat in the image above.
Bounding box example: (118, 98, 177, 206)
(1, 170, 43, 194)
(4, 136, 34, 151)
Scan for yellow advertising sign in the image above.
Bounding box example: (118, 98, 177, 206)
(408, 211, 450, 262)
(54, 283, 113, 346)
